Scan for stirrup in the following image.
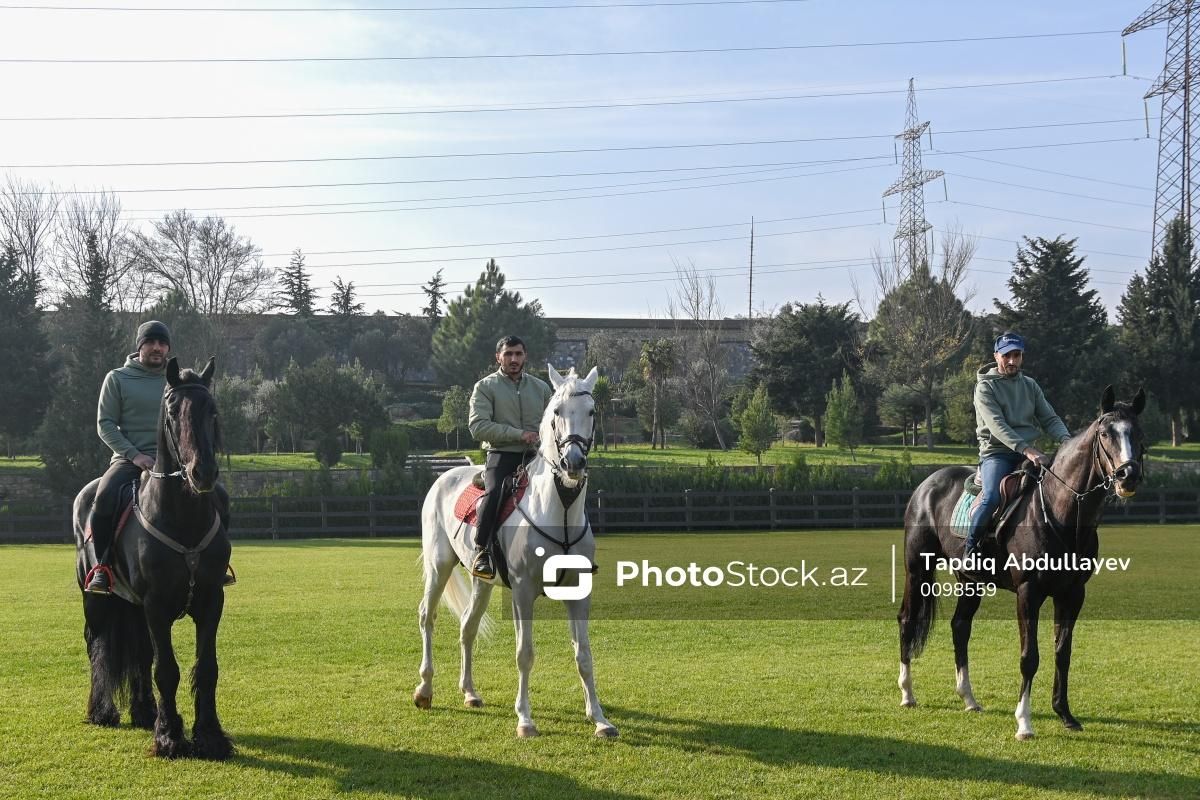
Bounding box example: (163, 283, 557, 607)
(223, 564, 237, 587)
(84, 564, 115, 596)
(470, 551, 495, 580)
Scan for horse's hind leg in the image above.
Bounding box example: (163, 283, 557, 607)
(512, 583, 539, 738)
(190, 589, 232, 760)
(898, 526, 940, 708)
(1051, 585, 1085, 732)
(565, 597, 618, 738)
(128, 603, 157, 730)
(145, 607, 190, 758)
(414, 554, 454, 709)
(459, 579, 494, 708)
(83, 595, 119, 727)
(951, 592, 984, 712)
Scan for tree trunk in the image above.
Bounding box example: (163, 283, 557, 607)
(712, 415, 727, 450)
(813, 413, 824, 447)
(924, 397, 935, 451)
(1172, 410, 1184, 447)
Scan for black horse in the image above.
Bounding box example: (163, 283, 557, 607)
(73, 357, 233, 759)
(898, 385, 1145, 739)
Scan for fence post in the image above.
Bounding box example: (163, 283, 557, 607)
(596, 490, 605, 533)
(368, 493, 377, 538)
(852, 487, 861, 529)
(642, 494, 650, 527)
(270, 496, 279, 540)
(684, 489, 693, 531)
(769, 487, 778, 530)
(320, 497, 329, 533)
(1159, 490, 1167, 524)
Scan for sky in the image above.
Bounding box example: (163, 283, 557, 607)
(0, 1, 1175, 320)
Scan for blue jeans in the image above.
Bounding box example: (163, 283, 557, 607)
(964, 451, 1024, 552)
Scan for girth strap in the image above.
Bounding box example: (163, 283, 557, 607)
(134, 505, 222, 618)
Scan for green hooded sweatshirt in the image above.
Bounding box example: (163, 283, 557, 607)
(974, 364, 1070, 459)
(97, 354, 166, 463)
(468, 368, 553, 453)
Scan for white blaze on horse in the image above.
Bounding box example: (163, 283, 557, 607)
(414, 364, 618, 739)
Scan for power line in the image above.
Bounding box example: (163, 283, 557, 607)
(941, 171, 1154, 208)
(0, 32, 1122, 64)
(0, 76, 1134, 122)
(0, 0, 817, 12)
(946, 200, 1152, 234)
(939, 151, 1155, 191)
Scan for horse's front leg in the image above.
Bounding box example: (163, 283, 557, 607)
(1014, 582, 1046, 740)
(460, 579, 494, 708)
(511, 583, 539, 738)
(145, 607, 190, 758)
(951, 592, 984, 712)
(190, 587, 232, 760)
(565, 597, 618, 738)
(1051, 585, 1086, 732)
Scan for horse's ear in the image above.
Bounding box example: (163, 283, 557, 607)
(581, 366, 599, 391)
(1132, 387, 1147, 415)
(1100, 384, 1115, 413)
(166, 357, 180, 387)
(200, 357, 216, 386)
(547, 364, 564, 389)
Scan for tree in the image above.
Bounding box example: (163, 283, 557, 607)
(274, 357, 388, 468)
(211, 373, 255, 455)
(143, 287, 228, 370)
(430, 259, 555, 388)
(0, 176, 59, 285)
(327, 275, 365, 356)
(436, 385, 470, 450)
(940, 362, 979, 445)
(995, 236, 1114, 430)
(128, 210, 272, 315)
(738, 384, 778, 466)
(592, 375, 613, 450)
(863, 229, 975, 450)
(825, 371, 865, 460)
(1118, 216, 1200, 445)
(583, 332, 642, 384)
(877, 383, 927, 447)
(751, 296, 860, 446)
(422, 268, 447, 323)
(277, 248, 316, 316)
(50, 191, 147, 312)
(0, 245, 49, 458)
(254, 315, 329, 379)
(38, 235, 124, 495)
(669, 263, 733, 449)
(639, 338, 678, 449)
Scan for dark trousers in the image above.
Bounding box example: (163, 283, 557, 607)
(90, 457, 142, 560)
(475, 450, 525, 549)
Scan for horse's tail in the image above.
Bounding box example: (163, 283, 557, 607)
(898, 529, 939, 662)
(87, 596, 151, 710)
(419, 524, 497, 642)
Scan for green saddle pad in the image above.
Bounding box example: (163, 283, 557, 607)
(950, 486, 976, 539)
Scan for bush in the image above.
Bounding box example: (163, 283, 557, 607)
(679, 411, 737, 449)
(370, 426, 410, 470)
(397, 419, 445, 449)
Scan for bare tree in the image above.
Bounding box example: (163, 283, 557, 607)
(668, 261, 732, 449)
(50, 191, 150, 311)
(128, 210, 273, 315)
(0, 176, 60, 284)
(859, 227, 977, 449)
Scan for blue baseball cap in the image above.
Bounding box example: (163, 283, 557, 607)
(994, 332, 1025, 355)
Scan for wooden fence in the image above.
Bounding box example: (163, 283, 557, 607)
(5, 488, 1200, 543)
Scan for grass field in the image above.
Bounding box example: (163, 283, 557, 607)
(1, 527, 1197, 799)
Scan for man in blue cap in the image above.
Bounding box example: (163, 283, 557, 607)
(965, 331, 1071, 557)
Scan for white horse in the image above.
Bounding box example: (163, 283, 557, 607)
(414, 364, 618, 739)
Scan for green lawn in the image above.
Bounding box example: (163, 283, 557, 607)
(1, 527, 1196, 799)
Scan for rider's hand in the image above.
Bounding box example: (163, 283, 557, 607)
(520, 431, 539, 446)
(1023, 447, 1048, 467)
(132, 454, 155, 471)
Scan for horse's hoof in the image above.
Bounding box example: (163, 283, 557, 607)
(192, 729, 234, 761)
(88, 708, 120, 727)
(900, 700, 917, 708)
(152, 736, 192, 759)
(965, 704, 983, 713)
(517, 723, 540, 738)
(130, 703, 157, 730)
(1063, 721, 1083, 732)
(1015, 731, 1035, 741)
(595, 724, 619, 739)
(413, 691, 432, 710)
(464, 697, 484, 709)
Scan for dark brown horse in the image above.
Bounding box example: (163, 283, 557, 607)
(898, 385, 1145, 739)
(73, 357, 233, 759)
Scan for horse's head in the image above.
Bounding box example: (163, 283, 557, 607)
(541, 364, 599, 486)
(1096, 385, 1147, 498)
(163, 356, 222, 494)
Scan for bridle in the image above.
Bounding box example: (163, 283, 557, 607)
(541, 390, 596, 478)
(1035, 414, 1144, 525)
(148, 382, 218, 493)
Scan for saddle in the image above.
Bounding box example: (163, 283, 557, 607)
(84, 479, 139, 548)
(453, 470, 529, 527)
(950, 462, 1039, 540)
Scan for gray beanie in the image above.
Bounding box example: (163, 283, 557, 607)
(135, 320, 171, 350)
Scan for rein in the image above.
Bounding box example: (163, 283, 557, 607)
(148, 383, 215, 491)
(1034, 421, 1141, 545)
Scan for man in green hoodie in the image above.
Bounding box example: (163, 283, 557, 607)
(466, 335, 553, 580)
(965, 331, 1071, 557)
(85, 320, 173, 594)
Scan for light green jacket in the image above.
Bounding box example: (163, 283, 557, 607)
(974, 364, 1070, 459)
(468, 369, 553, 453)
(97, 354, 166, 463)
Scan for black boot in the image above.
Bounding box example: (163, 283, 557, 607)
(85, 511, 115, 595)
(471, 549, 495, 581)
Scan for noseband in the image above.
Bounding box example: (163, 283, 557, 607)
(1038, 416, 1142, 502)
(546, 390, 596, 475)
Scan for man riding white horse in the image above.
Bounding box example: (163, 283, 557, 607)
(965, 331, 1071, 560)
(466, 335, 552, 581)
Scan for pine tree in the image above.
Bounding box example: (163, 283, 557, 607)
(0, 245, 49, 458)
(995, 236, 1113, 430)
(436, 385, 470, 450)
(422, 268, 447, 324)
(1118, 217, 1200, 445)
(327, 275, 365, 357)
(825, 371, 864, 460)
(737, 384, 778, 466)
(278, 248, 315, 316)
